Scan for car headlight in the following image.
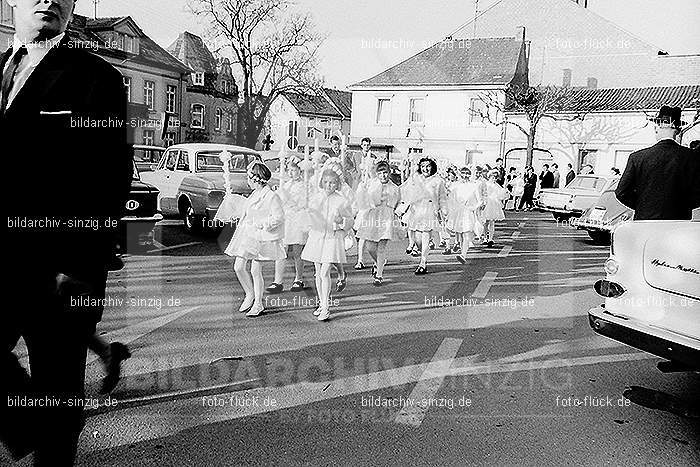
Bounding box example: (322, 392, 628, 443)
(604, 258, 619, 275)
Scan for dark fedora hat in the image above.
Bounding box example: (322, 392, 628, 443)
(650, 105, 686, 128)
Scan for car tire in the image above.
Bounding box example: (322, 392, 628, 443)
(587, 230, 611, 244)
(183, 202, 203, 234)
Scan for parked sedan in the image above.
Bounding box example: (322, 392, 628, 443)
(140, 143, 272, 233)
(589, 220, 700, 371)
(536, 175, 618, 221)
(117, 161, 162, 252)
(571, 179, 633, 243)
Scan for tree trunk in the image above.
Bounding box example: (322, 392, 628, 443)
(525, 131, 535, 168)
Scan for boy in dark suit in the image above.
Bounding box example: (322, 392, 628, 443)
(616, 106, 699, 220)
(1, 0, 132, 464)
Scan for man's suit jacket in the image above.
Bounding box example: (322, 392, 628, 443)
(539, 171, 554, 189)
(615, 139, 699, 220)
(565, 170, 575, 186)
(1, 37, 132, 294)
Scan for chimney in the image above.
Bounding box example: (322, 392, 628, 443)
(587, 77, 598, 89)
(515, 26, 526, 42)
(562, 69, 572, 87)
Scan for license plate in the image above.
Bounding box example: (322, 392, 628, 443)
(589, 208, 606, 222)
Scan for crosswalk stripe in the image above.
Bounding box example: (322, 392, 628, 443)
(395, 338, 463, 427)
(471, 272, 498, 298)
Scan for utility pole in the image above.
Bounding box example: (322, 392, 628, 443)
(93, 0, 99, 19)
(473, 0, 479, 38)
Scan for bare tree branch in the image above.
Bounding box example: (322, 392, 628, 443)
(190, 0, 325, 148)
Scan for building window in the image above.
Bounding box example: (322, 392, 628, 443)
(306, 117, 316, 138)
(468, 98, 487, 125)
(142, 129, 155, 146)
(166, 85, 177, 113)
(215, 108, 223, 131)
(222, 80, 230, 94)
(192, 72, 204, 86)
(376, 98, 390, 124)
(1, 1, 14, 26)
(287, 120, 298, 150)
(163, 131, 176, 147)
(122, 76, 131, 102)
(227, 114, 233, 133)
(143, 80, 155, 110)
(191, 104, 205, 129)
(324, 128, 332, 140)
(409, 98, 424, 124)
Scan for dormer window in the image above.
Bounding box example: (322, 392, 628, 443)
(193, 72, 205, 86)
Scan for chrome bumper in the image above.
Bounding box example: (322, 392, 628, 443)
(588, 305, 700, 369)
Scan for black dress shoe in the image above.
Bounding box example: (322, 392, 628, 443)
(414, 266, 427, 275)
(265, 283, 284, 294)
(101, 342, 131, 394)
(289, 280, 304, 292)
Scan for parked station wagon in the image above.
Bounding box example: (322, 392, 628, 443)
(571, 178, 633, 244)
(537, 175, 618, 221)
(140, 143, 271, 233)
(589, 220, 700, 371)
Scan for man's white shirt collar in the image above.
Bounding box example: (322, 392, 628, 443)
(9, 32, 65, 67)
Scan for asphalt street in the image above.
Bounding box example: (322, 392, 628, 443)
(4, 212, 698, 466)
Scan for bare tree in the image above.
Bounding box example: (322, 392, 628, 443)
(190, 0, 325, 148)
(472, 84, 584, 167)
(542, 114, 650, 168)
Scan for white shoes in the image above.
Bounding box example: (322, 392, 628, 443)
(238, 295, 254, 313)
(317, 308, 331, 321)
(313, 307, 322, 316)
(246, 303, 264, 317)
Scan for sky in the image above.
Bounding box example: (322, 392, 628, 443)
(74, 0, 700, 89)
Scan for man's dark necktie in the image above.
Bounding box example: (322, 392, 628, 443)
(1, 46, 27, 114)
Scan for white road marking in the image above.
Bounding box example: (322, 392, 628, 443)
(78, 351, 654, 451)
(394, 338, 463, 427)
(87, 378, 261, 412)
(449, 351, 651, 377)
(147, 241, 201, 253)
(471, 272, 498, 298)
(495, 337, 623, 363)
(498, 246, 512, 257)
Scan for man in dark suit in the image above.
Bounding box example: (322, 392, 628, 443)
(1, 0, 131, 464)
(565, 163, 576, 186)
(616, 106, 699, 220)
(539, 163, 554, 189)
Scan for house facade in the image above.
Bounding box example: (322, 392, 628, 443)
(501, 85, 700, 174)
(264, 88, 352, 152)
(0, 0, 12, 53)
(168, 32, 238, 145)
(451, 0, 700, 89)
(68, 15, 191, 146)
(349, 37, 529, 166)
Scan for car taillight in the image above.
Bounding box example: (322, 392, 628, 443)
(594, 279, 625, 298)
(604, 258, 619, 275)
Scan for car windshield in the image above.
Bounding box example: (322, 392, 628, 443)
(134, 147, 165, 164)
(196, 151, 252, 172)
(567, 176, 607, 191)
